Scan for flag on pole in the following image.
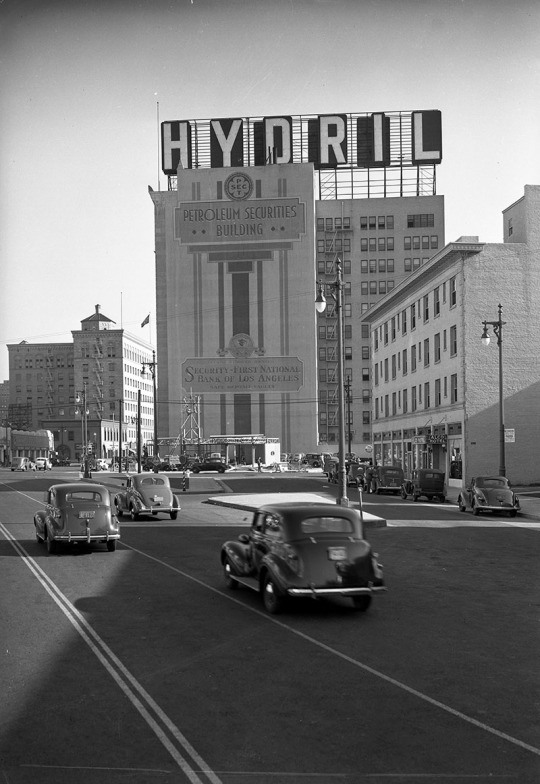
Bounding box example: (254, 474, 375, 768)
(141, 314, 150, 328)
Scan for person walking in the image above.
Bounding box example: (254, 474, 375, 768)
(257, 456, 262, 472)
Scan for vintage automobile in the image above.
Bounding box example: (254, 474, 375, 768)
(35, 458, 53, 471)
(34, 483, 120, 554)
(458, 476, 520, 517)
(114, 473, 180, 520)
(401, 468, 447, 503)
(221, 502, 386, 614)
(189, 457, 228, 473)
(369, 465, 404, 495)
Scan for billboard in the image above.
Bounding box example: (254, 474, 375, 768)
(162, 110, 442, 175)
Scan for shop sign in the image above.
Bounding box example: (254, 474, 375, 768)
(504, 428, 515, 443)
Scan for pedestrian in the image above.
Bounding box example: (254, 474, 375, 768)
(257, 456, 262, 472)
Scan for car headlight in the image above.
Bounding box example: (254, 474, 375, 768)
(476, 492, 487, 504)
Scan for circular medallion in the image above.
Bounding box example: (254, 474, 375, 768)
(228, 333, 254, 358)
(224, 172, 253, 201)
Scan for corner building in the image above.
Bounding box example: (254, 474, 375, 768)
(151, 111, 444, 456)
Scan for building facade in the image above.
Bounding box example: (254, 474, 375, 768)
(7, 306, 155, 462)
(363, 185, 540, 487)
(152, 109, 444, 457)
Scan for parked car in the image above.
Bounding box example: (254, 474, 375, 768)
(189, 457, 228, 473)
(303, 453, 323, 467)
(458, 476, 520, 517)
(114, 473, 180, 520)
(34, 482, 120, 553)
(11, 457, 33, 471)
(291, 453, 305, 463)
(94, 459, 109, 471)
(35, 458, 53, 471)
(401, 468, 447, 503)
(368, 465, 404, 495)
(221, 502, 386, 614)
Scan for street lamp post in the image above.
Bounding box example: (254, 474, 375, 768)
(481, 303, 507, 477)
(75, 384, 90, 478)
(316, 257, 349, 506)
(142, 350, 158, 464)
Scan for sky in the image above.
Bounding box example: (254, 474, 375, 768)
(1, 0, 539, 381)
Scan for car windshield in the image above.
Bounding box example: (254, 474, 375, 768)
(382, 468, 401, 475)
(65, 491, 103, 502)
(476, 478, 506, 488)
(300, 516, 354, 534)
(139, 477, 166, 486)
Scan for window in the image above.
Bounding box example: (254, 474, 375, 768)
(369, 238, 377, 252)
(317, 239, 325, 253)
(325, 218, 333, 231)
(383, 322, 389, 345)
(450, 374, 458, 403)
(362, 367, 370, 381)
(361, 238, 368, 252)
(369, 216, 376, 229)
(413, 236, 421, 250)
(424, 382, 430, 408)
(374, 364, 379, 386)
(402, 348, 408, 375)
(424, 338, 430, 366)
(344, 346, 352, 360)
(378, 216, 385, 230)
(435, 378, 441, 407)
(344, 325, 352, 339)
(434, 332, 441, 363)
(450, 325, 457, 356)
(318, 325, 326, 339)
(343, 304, 352, 317)
(360, 216, 367, 230)
(434, 287, 440, 317)
(404, 236, 411, 250)
(361, 324, 370, 339)
(362, 411, 371, 424)
(387, 258, 394, 272)
(387, 216, 394, 229)
(391, 354, 396, 379)
(392, 392, 397, 415)
(378, 238, 385, 251)
(391, 317, 396, 341)
(387, 238, 394, 251)
(362, 390, 370, 403)
(319, 369, 327, 382)
(404, 258, 412, 272)
(413, 258, 421, 269)
(431, 235, 438, 249)
(443, 329, 447, 351)
(384, 358, 389, 383)
(402, 308, 407, 334)
(362, 346, 370, 360)
(378, 258, 386, 272)
(411, 386, 417, 411)
(450, 276, 457, 307)
(361, 259, 368, 273)
(379, 281, 387, 294)
(402, 388, 408, 413)
(318, 347, 326, 361)
(422, 235, 430, 249)
(369, 258, 377, 273)
(317, 218, 325, 231)
(423, 294, 429, 322)
(361, 281, 368, 295)
(411, 303, 416, 329)
(407, 213, 434, 228)
(411, 345, 417, 372)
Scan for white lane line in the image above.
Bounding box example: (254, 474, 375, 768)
(121, 541, 540, 760)
(0, 522, 222, 784)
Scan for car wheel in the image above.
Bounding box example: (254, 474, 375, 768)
(439, 496, 446, 503)
(413, 494, 419, 502)
(352, 595, 372, 612)
(115, 501, 123, 519)
(218, 467, 225, 473)
(107, 540, 117, 552)
(472, 503, 481, 516)
(223, 557, 239, 590)
(170, 510, 178, 520)
(46, 532, 57, 554)
(508, 510, 517, 518)
(262, 575, 285, 614)
(36, 528, 43, 544)
(400, 488, 407, 500)
(458, 496, 466, 512)
(130, 506, 139, 521)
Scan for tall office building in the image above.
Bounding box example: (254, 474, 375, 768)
(151, 110, 444, 457)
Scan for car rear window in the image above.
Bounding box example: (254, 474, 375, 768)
(140, 477, 166, 485)
(301, 516, 354, 534)
(65, 491, 103, 502)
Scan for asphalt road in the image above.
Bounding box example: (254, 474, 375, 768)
(1, 468, 539, 784)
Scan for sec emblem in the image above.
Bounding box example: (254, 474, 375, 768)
(224, 172, 253, 201)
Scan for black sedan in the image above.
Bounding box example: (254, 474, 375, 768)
(458, 476, 520, 517)
(221, 502, 386, 614)
(190, 458, 228, 474)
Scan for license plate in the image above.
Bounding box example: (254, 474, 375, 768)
(153, 496, 163, 503)
(78, 511, 95, 519)
(328, 546, 347, 561)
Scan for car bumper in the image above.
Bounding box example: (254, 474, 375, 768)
(288, 583, 387, 598)
(54, 532, 120, 543)
(138, 506, 177, 514)
(477, 504, 519, 512)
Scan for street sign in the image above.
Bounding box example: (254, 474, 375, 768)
(504, 428, 515, 443)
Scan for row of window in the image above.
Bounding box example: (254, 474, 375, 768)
(316, 214, 435, 233)
(374, 276, 458, 349)
(375, 375, 459, 419)
(317, 235, 439, 254)
(374, 328, 457, 384)
(319, 346, 370, 362)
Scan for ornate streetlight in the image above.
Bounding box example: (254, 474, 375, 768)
(75, 384, 90, 478)
(316, 257, 349, 506)
(142, 350, 158, 462)
(481, 303, 507, 477)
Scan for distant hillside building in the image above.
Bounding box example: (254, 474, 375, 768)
(7, 306, 155, 462)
